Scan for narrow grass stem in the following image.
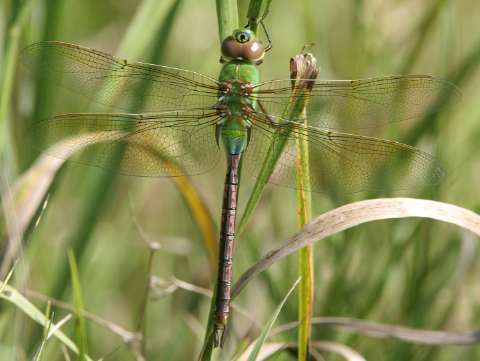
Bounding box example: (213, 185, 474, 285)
(0, 0, 34, 158)
(246, 0, 272, 32)
(216, 0, 239, 42)
(290, 53, 318, 361)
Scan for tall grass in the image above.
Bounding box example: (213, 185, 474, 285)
(0, 0, 480, 360)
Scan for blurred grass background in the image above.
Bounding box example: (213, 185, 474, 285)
(1, 0, 480, 360)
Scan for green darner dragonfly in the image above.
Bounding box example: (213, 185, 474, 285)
(24, 28, 457, 347)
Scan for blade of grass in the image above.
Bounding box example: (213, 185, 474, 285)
(273, 316, 480, 345)
(0, 136, 87, 277)
(216, 0, 239, 42)
(0, 0, 34, 157)
(312, 341, 366, 361)
(236, 342, 287, 361)
(237, 65, 315, 236)
(0, 282, 93, 361)
(398, 0, 449, 74)
(116, 0, 178, 59)
(233, 198, 480, 298)
(404, 34, 480, 145)
(170, 167, 218, 275)
(46, 0, 182, 304)
(32, 301, 52, 361)
(24, 0, 66, 169)
(246, 0, 272, 32)
(67, 249, 88, 361)
(246, 278, 300, 361)
(290, 52, 319, 361)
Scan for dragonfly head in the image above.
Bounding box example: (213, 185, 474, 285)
(221, 29, 265, 64)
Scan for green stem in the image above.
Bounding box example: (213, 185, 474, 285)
(399, 0, 448, 74)
(290, 54, 317, 361)
(296, 110, 313, 361)
(0, 0, 34, 159)
(216, 0, 239, 42)
(246, 0, 272, 32)
(48, 0, 180, 300)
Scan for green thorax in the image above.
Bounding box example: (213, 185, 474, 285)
(217, 60, 260, 155)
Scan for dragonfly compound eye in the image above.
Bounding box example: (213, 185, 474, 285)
(242, 40, 265, 62)
(221, 36, 244, 59)
(221, 29, 264, 63)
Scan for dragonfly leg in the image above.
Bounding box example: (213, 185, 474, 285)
(260, 20, 272, 52)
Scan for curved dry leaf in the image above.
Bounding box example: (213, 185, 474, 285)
(1, 136, 93, 276)
(235, 342, 287, 361)
(1, 131, 217, 276)
(312, 341, 366, 361)
(233, 198, 480, 298)
(235, 341, 365, 361)
(273, 317, 480, 345)
(0, 282, 94, 361)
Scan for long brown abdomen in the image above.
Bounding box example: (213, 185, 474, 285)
(213, 153, 241, 347)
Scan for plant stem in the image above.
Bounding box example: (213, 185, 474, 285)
(290, 53, 318, 361)
(0, 0, 34, 160)
(216, 0, 239, 42)
(246, 0, 272, 32)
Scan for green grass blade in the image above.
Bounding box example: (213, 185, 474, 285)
(47, 0, 182, 303)
(246, 0, 272, 32)
(25, 0, 66, 169)
(32, 301, 52, 361)
(196, 286, 217, 361)
(405, 35, 480, 145)
(116, 0, 178, 59)
(67, 249, 88, 361)
(216, 0, 239, 42)
(0, 283, 93, 361)
(290, 53, 318, 361)
(399, 0, 449, 74)
(246, 278, 300, 361)
(0, 0, 34, 156)
(237, 53, 316, 235)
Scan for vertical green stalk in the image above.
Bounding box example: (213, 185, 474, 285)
(216, 0, 238, 42)
(48, 0, 179, 300)
(0, 0, 34, 158)
(296, 115, 313, 361)
(25, 0, 66, 169)
(399, 0, 448, 74)
(290, 53, 318, 361)
(67, 249, 88, 361)
(246, 0, 272, 32)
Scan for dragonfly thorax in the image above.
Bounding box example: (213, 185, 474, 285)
(216, 80, 255, 118)
(215, 79, 256, 155)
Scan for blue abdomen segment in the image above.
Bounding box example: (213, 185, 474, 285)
(219, 116, 249, 155)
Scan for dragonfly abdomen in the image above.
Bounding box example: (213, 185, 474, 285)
(214, 153, 241, 347)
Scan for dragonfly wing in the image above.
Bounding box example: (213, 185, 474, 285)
(31, 110, 221, 177)
(253, 75, 459, 132)
(23, 41, 220, 113)
(245, 118, 444, 193)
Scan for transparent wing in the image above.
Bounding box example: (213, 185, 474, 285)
(253, 75, 459, 132)
(23, 41, 220, 113)
(243, 116, 443, 193)
(32, 110, 221, 177)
